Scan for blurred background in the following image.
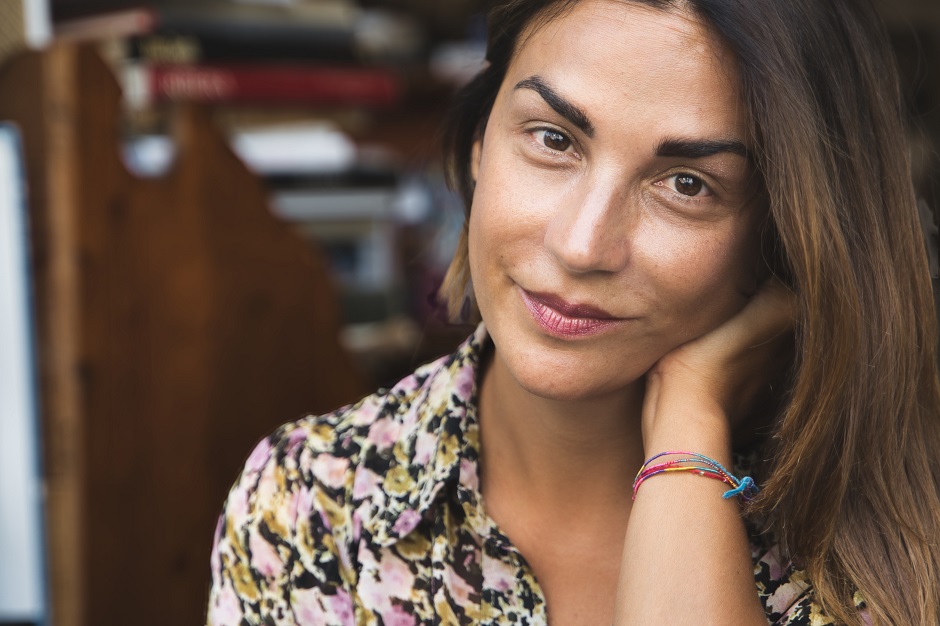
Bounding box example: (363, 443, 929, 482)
(0, 0, 938, 625)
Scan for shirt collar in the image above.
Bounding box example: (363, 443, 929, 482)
(360, 323, 488, 547)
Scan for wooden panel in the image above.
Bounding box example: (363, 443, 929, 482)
(0, 44, 369, 626)
(0, 44, 86, 626)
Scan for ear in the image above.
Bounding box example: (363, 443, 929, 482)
(471, 137, 483, 183)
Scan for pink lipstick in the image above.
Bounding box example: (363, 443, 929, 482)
(520, 288, 622, 337)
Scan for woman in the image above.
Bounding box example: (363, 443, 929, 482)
(206, 0, 940, 624)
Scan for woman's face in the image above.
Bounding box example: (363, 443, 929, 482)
(468, 0, 764, 402)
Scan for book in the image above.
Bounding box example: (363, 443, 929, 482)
(122, 123, 369, 177)
(263, 166, 399, 191)
(54, 1, 356, 33)
(127, 31, 359, 65)
(271, 187, 398, 222)
(53, 5, 159, 40)
(230, 123, 358, 175)
(55, 3, 423, 64)
(122, 61, 401, 107)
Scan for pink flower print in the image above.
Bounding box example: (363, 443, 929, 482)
(353, 502, 375, 541)
(393, 371, 422, 395)
(367, 417, 402, 450)
(210, 516, 223, 573)
(352, 509, 363, 541)
(313, 454, 350, 490)
(249, 532, 283, 579)
(207, 579, 243, 626)
(255, 469, 276, 500)
(255, 466, 284, 509)
(292, 484, 312, 523)
(384, 603, 417, 626)
(483, 558, 515, 594)
(319, 506, 334, 533)
(325, 589, 355, 624)
(292, 588, 332, 624)
(245, 439, 272, 474)
(352, 467, 382, 501)
(227, 486, 249, 521)
(459, 457, 478, 491)
(454, 364, 475, 401)
(357, 550, 393, 614)
(443, 563, 477, 606)
(379, 551, 418, 599)
(759, 545, 786, 580)
(767, 580, 812, 616)
(414, 430, 436, 466)
(287, 426, 308, 450)
(392, 509, 422, 537)
(350, 397, 381, 426)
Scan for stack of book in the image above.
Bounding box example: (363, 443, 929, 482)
(54, 0, 423, 108)
(54, 0, 456, 327)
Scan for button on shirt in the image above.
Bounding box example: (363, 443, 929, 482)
(206, 324, 843, 625)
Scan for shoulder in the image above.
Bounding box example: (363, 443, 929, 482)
(218, 341, 463, 531)
(207, 327, 486, 624)
(224, 320, 484, 517)
(251, 323, 477, 467)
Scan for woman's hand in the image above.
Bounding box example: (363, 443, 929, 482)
(641, 279, 796, 453)
(615, 281, 795, 626)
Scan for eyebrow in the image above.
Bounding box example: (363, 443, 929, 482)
(514, 75, 595, 137)
(513, 75, 749, 159)
(655, 137, 749, 159)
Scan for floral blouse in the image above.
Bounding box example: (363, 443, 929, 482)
(206, 324, 846, 625)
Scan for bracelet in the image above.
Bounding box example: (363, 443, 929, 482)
(632, 451, 759, 501)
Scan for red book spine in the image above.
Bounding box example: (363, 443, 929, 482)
(130, 64, 400, 107)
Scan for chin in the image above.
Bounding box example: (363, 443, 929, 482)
(504, 349, 647, 403)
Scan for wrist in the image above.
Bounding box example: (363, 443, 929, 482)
(641, 372, 732, 461)
(643, 424, 733, 467)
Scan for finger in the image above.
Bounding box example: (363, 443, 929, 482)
(749, 279, 796, 340)
(721, 278, 796, 348)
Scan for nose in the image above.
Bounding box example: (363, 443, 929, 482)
(543, 173, 633, 274)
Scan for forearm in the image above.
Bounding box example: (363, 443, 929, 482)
(612, 380, 767, 625)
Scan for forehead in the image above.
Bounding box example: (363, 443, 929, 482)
(504, 0, 745, 141)
(516, 0, 734, 76)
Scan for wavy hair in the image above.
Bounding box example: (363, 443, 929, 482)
(439, 0, 940, 624)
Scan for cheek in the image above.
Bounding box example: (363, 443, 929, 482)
(467, 163, 541, 271)
(638, 219, 759, 322)
(466, 177, 509, 308)
(467, 184, 496, 272)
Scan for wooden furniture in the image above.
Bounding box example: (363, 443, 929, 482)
(0, 44, 369, 626)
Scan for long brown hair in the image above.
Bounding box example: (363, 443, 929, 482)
(440, 0, 940, 624)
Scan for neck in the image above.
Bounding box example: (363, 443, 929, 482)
(478, 346, 646, 513)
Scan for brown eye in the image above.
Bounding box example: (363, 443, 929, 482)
(541, 129, 572, 152)
(675, 174, 704, 196)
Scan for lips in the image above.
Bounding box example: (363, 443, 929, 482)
(519, 287, 624, 337)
